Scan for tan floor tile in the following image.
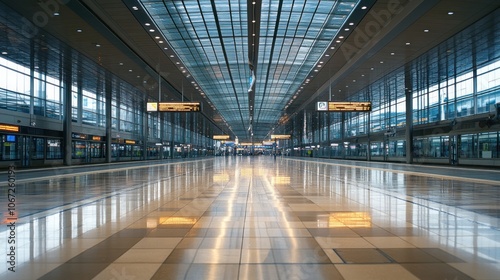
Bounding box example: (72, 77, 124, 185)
(193, 249, 241, 263)
(243, 237, 272, 249)
(132, 237, 182, 249)
(364, 236, 416, 248)
(336, 264, 420, 280)
(241, 249, 276, 263)
(315, 237, 375, 248)
(323, 249, 344, 263)
(115, 248, 173, 263)
(450, 262, 500, 279)
(335, 248, 392, 263)
(401, 263, 475, 279)
(93, 263, 161, 280)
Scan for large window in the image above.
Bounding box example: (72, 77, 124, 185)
(47, 139, 62, 159)
(32, 137, 45, 160)
(461, 132, 499, 159)
(1, 134, 20, 160)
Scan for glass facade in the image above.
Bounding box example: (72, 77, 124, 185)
(0, 3, 216, 167)
(285, 8, 500, 166)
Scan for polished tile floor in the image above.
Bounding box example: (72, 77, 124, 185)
(1, 156, 500, 279)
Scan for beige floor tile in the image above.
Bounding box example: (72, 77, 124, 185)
(132, 237, 182, 248)
(323, 249, 344, 263)
(336, 264, 420, 280)
(450, 262, 500, 279)
(315, 237, 375, 248)
(193, 249, 242, 263)
(93, 263, 161, 280)
(115, 248, 173, 263)
(364, 236, 416, 248)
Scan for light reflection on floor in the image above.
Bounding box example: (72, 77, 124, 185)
(1, 156, 499, 279)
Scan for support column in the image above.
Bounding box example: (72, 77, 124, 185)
(62, 48, 73, 166)
(341, 112, 346, 159)
(105, 74, 112, 163)
(367, 112, 371, 161)
(405, 65, 414, 164)
(142, 98, 148, 160)
(170, 113, 175, 159)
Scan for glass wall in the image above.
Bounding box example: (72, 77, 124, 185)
(0, 2, 218, 166)
(461, 132, 499, 159)
(288, 8, 500, 165)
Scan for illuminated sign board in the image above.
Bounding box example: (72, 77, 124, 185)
(239, 142, 253, 146)
(0, 124, 20, 132)
(125, 140, 136, 144)
(271, 134, 291, 140)
(158, 102, 200, 112)
(213, 135, 231, 140)
(147, 102, 200, 112)
(72, 133, 88, 139)
(146, 102, 158, 112)
(316, 101, 372, 112)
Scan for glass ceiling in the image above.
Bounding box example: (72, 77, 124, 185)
(139, 0, 360, 140)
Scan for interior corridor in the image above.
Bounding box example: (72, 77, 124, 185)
(1, 157, 500, 279)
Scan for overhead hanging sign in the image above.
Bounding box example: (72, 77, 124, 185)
(147, 102, 201, 112)
(213, 135, 231, 140)
(271, 134, 291, 140)
(239, 142, 253, 146)
(316, 101, 372, 112)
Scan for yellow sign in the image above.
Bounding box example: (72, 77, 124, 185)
(316, 101, 371, 112)
(125, 140, 136, 144)
(213, 135, 231, 140)
(0, 124, 20, 132)
(239, 142, 253, 146)
(271, 134, 291, 140)
(158, 102, 200, 112)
